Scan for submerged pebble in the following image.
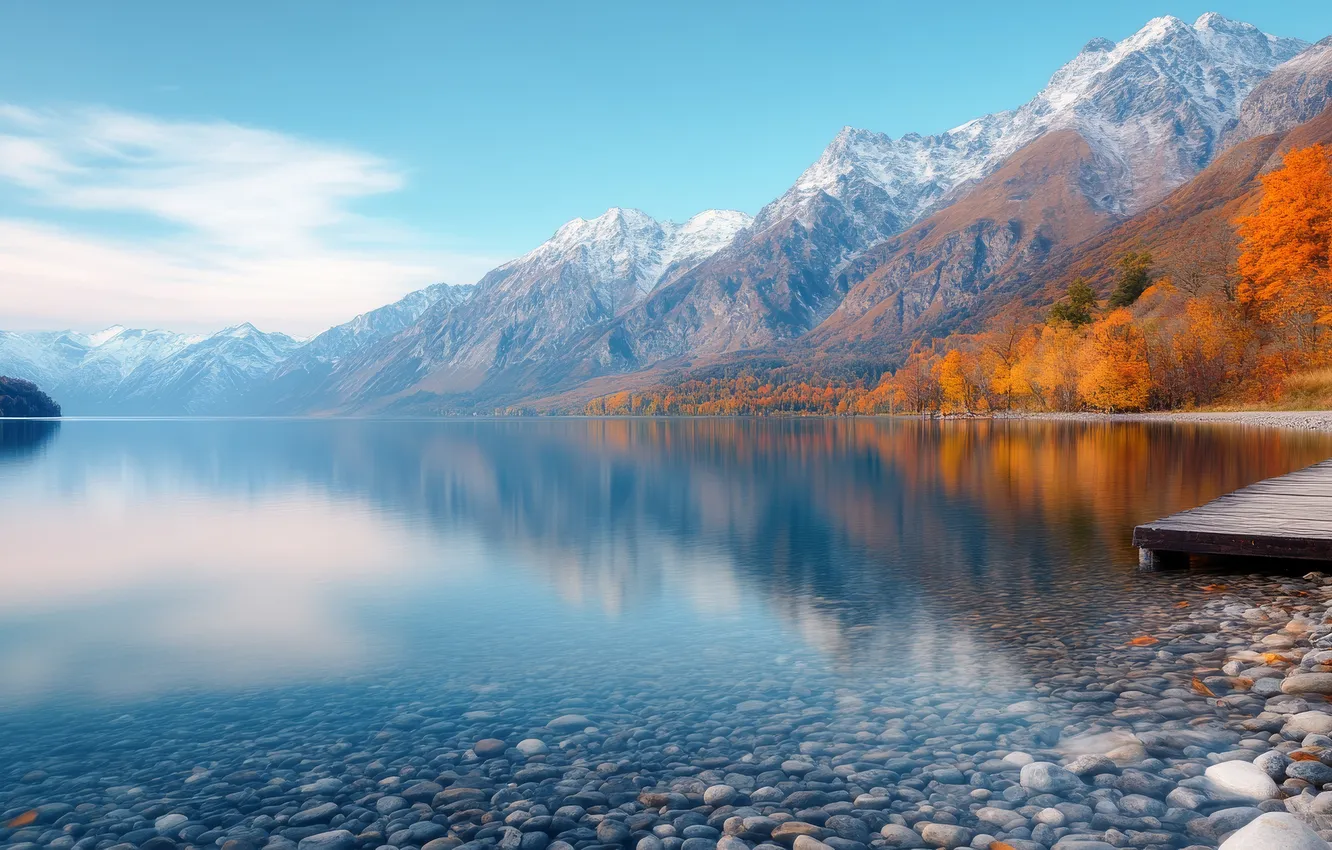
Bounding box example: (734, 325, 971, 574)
(12, 574, 1332, 850)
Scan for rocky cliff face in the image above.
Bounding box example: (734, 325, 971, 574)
(1225, 36, 1332, 146)
(807, 131, 1117, 357)
(323, 208, 752, 411)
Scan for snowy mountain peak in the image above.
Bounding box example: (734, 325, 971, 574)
(658, 209, 752, 274)
(512, 206, 750, 297)
(1193, 11, 1260, 36)
(755, 12, 1308, 237)
(676, 209, 752, 240)
(221, 322, 263, 337)
(87, 325, 127, 346)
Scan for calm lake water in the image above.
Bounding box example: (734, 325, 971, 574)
(2, 418, 1331, 847)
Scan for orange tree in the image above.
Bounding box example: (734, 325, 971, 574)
(1236, 144, 1332, 362)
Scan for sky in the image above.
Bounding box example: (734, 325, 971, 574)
(2, 1, 1332, 336)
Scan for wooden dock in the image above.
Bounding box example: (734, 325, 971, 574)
(1133, 459, 1332, 570)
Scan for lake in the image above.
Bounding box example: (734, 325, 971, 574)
(3, 418, 1332, 850)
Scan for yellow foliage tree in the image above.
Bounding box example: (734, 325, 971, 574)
(1077, 308, 1151, 411)
(1016, 324, 1084, 411)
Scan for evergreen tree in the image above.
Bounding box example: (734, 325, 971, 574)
(1048, 278, 1096, 327)
(1107, 251, 1153, 308)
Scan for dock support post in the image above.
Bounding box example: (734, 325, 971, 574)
(1138, 548, 1189, 572)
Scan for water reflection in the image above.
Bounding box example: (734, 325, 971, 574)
(0, 418, 1328, 707)
(0, 419, 58, 461)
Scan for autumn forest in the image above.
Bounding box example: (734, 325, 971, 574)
(586, 144, 1332, 417)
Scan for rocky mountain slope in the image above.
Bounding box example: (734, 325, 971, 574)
(1019, 104, 1332, 311)
(804, 130, 1116, 357)
(582, 14, 1309, 372)
(1225, 36, 1332, 145)
(327, 13, 1314, 412)
(259, 283, 475, 412)
(318, 208, 751, 412)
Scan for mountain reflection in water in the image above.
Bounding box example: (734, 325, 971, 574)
(0, 417, 1329, 707)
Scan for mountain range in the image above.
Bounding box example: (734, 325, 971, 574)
(4, 13, 1332, 415)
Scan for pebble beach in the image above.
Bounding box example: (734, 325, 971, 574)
(11, 572, 1332, 850)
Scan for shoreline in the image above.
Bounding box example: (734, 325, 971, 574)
(1001, 411, 1332, 433)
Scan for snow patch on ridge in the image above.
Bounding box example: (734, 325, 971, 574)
(757, 12, 1308, 234)
(504, 206, 752, 301)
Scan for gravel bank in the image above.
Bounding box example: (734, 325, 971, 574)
(1011, 412, 1332, 433)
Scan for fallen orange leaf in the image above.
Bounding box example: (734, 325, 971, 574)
(6, 810, 37, 828)
(989, 843, 1017, 850)
(1128, 636, 1160, 646)
(1192, 677, 1217, 697)
(1291, 751, 1322, 761)
(1263, 652, 1291, 664)
(1175, 601, 1190, 608)
(1202, 584, 1229, 592)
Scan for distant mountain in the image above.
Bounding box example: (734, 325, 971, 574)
(0, 283, 468, 414)
(0, 323, 299, 415)
(107, 323, 304, 415)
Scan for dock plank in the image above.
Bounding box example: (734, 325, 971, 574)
(1132, 459, 1332, 565)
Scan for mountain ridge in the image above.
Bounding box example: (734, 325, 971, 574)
(331, 11, 1311, 413)
(2, 12, 1328, 415)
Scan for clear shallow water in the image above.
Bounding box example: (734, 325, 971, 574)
(2, 418, 1332, 847)
(1, 417, 1330, 709)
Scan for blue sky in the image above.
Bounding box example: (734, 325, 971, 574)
(2, 1, 1332, 334)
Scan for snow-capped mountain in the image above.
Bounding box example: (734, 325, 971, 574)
(0, 323, 297, 414)
(8, 13, 1329, 416)
(486, 207, 752, 311)
(107, 323, 304, 414)
(0, 326, 204, 412)
(317, 207, 751, 410)
(275, 283, 473, 373)
(758, 13, 1306, 238)
(299, 13, 1323, 413)
(0, 283, 470, 414)
(525, 13, 1311, 380)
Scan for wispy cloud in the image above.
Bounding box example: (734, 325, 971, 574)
(0, 105, 503, 334)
